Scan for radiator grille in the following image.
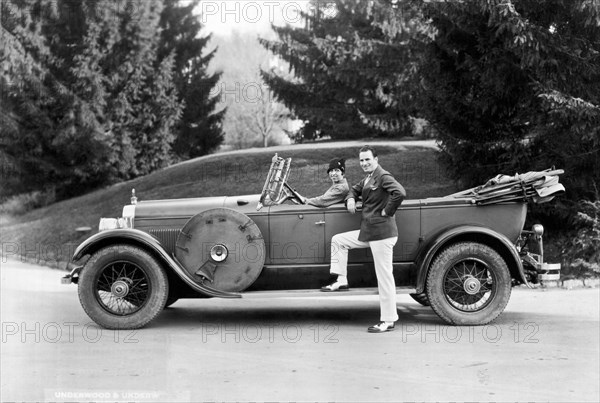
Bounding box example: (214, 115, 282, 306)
(148, 229, 179, 254)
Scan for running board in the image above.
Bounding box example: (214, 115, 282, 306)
(240, 287, 417, 299)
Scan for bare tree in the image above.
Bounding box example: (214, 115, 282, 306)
(210, 32, 293, 149)
(220, 72, 291, 148)
(248, 83, 289, 147)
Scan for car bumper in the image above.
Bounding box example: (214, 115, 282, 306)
(61, 262, 82, 284)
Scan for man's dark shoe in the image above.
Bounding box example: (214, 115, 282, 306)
(367, 322, 395, 333)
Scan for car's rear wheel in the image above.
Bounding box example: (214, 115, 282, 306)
(426, 242, 511, 325)
(78, 245, 168, 329)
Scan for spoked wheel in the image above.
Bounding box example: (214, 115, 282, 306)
(443, 259, 495, 311)
(96, 261, 151, 315)
(426, 242, 511, 325)
(78, 245, 168, 329)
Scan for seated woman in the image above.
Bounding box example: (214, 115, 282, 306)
(300, 158, 349, 207)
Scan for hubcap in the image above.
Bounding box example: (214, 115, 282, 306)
(210, 244, 228, 262)
(111, 279, 130, 297)
(463, 276, 481, 295)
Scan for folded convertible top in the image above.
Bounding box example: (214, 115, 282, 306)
(451, 168, 565, 205)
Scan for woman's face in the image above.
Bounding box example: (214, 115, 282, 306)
(329, 168, 343, 183)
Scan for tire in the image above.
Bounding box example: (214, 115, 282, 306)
(409, 292, 430, 307)
(175, 208, 265, 292)
(78, 245, 169, 329)
(426, 242, 511, 325)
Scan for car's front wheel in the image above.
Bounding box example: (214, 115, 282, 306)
(78, 245, 168, 329)
(426, 242, 511, 325)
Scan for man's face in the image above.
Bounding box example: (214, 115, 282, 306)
(328, 168, 343, 183)
(359, 150, 378, 173)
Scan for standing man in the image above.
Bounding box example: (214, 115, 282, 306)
(321, 145, 406, 333)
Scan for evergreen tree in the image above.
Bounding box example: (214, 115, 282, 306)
(1, 0, 184, 199)
(260, 1, 380, 141)
(100, 0, 182, 177)
(158, 0, 224, 159)
(412, 0, 600, 206)
(1, 0, 112, 198)
(51, 0, 183, 180)
(260, 0, 423, 141)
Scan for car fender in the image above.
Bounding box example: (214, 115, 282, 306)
(414, 225, 531, 293)
(72, 229, 241, 299)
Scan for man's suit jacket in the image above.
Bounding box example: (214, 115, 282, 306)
(346, 165, 406, 242)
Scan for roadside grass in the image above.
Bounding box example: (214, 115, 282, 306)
(1, 144, 456, 264)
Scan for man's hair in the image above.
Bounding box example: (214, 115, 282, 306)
(359, 145, 377, 157)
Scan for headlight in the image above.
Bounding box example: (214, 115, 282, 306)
(99, 218, 119, 231)
(98, 205, 135, 231)
(122, 205, 135, 228)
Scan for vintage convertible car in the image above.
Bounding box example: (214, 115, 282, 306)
(62, 155, 564, 329)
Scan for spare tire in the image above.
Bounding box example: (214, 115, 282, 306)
(175, 208, 265, 292)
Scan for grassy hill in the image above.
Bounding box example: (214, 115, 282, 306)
(1, 142, 457, 266)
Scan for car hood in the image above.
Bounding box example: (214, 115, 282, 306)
(134, 194, 262, 219)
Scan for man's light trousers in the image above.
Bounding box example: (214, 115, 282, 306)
(330, 230, 399, 322)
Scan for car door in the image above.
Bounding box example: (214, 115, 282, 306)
(324, 201, 421, 263)
(268, 203, 326, 264)
(322, 204, 368, 262)
(393, 200, 421, 262)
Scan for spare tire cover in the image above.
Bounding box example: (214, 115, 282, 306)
(175, 208, 265, 292)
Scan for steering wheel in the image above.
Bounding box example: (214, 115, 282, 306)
(281, 183, 305, 205)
